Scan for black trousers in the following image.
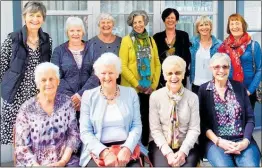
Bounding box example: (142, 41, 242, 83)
(148, 141, 200, 167)
(86, 141, 141, 167)
(191, 84, 200, 95)
(138, 93, 150, 146)
(249, 92, 257, 110)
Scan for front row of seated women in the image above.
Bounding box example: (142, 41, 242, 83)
(15, 52, 261, 167)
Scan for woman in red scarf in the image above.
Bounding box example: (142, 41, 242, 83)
(218, 13, 261, 109)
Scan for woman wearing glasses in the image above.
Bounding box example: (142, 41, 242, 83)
(198, 53, 260, 167)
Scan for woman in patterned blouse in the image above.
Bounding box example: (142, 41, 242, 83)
(198, 53, 261, 167)
(14, 62, 80, 166)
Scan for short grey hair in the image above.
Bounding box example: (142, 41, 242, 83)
(22, 1, 47, 21)
(97, 13, 115, 26)
(93, 52, 122, 76)
(162, 56, 186, 76)
(34, 62, 60, 86)
(65, 17, 86, 36)
(209, 53, 231, 67)
(194, 15, 213, 34)
(127, 10, 149, 26)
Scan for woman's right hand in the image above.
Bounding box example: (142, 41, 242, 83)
(103, 152, 118, 167)
(136, 85, 146, 93)
(217, 138, 239, 153)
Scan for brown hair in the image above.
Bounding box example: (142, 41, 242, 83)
(226, 13, 248, 34)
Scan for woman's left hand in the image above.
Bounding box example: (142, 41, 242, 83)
(71, 94, 81, 110)
(117, 147, 131, 167)
(172, 150, 186, 167)
(46, 160, 66, 167)
(144, 87, 153, 94)
(224, 139, 249, 154)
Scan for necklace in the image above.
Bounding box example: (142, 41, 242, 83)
(100, 86, 119, 101)
(27, 37, 39, 46)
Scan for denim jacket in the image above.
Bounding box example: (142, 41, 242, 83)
(79, 85, 148, 167)
(228, 40, 262, 94)
(189, 35, 222, 83)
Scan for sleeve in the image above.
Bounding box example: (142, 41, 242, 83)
(149, 92, 173, 156)
(183, 33, 191, 77)
(65, 100, 80, 151)
(241, 83, 255, 141)
(179, 94, 200, 156)
(151, 37, 161, 90)
(51, 46, 74, 96)
(119, 36, 139, 88)
(15, 103, 38, 166)
(79, 91, 107, 158)
(198, 85, 210, 135)
(77, 43, 100, 96)
(121, 89, 142, 153)
(0, 35, 12, 82)
(247, 41, 262, 94)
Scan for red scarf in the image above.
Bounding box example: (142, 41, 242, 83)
(218, 33, 251, 82)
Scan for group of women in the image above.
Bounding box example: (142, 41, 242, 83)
(0, 1, 261, 167)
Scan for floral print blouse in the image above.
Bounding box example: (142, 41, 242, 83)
(207, 80, 243, 137)
(15, 93, 80, 166)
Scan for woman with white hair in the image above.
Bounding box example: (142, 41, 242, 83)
(79, 52, 148, 167)
(149, 55, 200, 167)
(198, 53, 260, 166)
(119, 10, 161, 146)
(51, 16, 99, 116)
(14, 62, 80, 166)
(189, 15, 221, 94)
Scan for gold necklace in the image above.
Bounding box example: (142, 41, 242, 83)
(27, 37, 39, 46)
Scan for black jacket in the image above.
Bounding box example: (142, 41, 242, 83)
(153, 30, 191, 88)
(1, 25, 51, 103)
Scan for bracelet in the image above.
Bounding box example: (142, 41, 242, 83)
(215, 137, 221, 146)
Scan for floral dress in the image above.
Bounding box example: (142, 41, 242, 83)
(15, 93, 80, 166)
(0, 35, 52, 144)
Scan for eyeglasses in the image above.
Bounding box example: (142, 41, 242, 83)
(166, 71, 183, 76)
(212, 65, 230, 70)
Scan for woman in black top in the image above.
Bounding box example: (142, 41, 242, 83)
(153, 8, 191, 88)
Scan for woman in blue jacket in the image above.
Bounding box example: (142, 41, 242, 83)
(51, 17, 100, 115)
(218, 13, 261, 109)
(189, 15, 221, 94)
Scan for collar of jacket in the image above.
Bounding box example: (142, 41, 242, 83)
(21, 25, 49, 47)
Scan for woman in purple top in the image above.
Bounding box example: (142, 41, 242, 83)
(198, 53, 260, 167)
(14, 62, 80, 166)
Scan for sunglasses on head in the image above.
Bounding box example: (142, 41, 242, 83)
(212, 65, 230, 70)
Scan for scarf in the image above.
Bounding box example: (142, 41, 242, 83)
(167, 86, 184, 149)
(130, 29, 152, 88)
(218, 33, 251, 82)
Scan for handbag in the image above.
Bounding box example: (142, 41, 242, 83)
(91, 145, 152, 167)
(251, 40, 262, 103)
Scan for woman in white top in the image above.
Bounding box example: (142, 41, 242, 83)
(79, 53, 148, 167)
(189, 15, 222, 94)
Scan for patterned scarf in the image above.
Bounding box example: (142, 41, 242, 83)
(165, 36, 176, 56)
(218, 33, 251, 82)
(130, 29, 152, 88)
(167, 86, 184, 149)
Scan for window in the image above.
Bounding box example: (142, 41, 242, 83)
(243, 1, 261, 31)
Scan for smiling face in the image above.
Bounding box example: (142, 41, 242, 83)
(24, 11, 44, 31)
(164, 12, 177, 30)
(133, 15, 145, 34)
(67, 25, 84, 43)
(164, 64, 184, 93)
(198, 21, 212, 36)
(99, 19, 114, 36)
(38, 69, 59, 97)
(210, 59, 230, 83)
(229, 20, 244, 39)
(98, 64, 118, 89)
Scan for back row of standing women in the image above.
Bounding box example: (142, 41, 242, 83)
(0, 1, 261, 167)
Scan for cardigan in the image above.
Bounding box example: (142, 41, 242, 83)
(198, 80, 255, 157)
(51, 41, 100, 97)
(153, 30, 191, 88)
(149, 87, 200, 156)
(79, 85, 148, 167)
(119, 35, 161, 92)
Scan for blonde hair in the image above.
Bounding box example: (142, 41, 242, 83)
(162, 56, 186, 77)
(65, 17, 86, 36)
(194, 15, 213, 35)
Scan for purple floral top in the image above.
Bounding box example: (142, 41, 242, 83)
(15, 93, 80, 166)
(207, 80, 243, 137)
